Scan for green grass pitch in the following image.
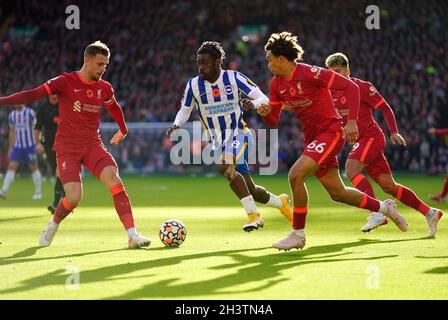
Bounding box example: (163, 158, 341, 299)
(0, 173, 447, 299)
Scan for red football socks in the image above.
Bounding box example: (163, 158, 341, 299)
(53, 198, 75, 224)
(351, 173, 376, 198)
(395, 184, 430, 216)
(293, 207, 308, 230)
(110, 183, 135, 230)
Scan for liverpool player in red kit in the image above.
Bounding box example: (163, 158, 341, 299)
(325, 52, 443, 237)
(0, 41, 150, 248)
(428, 127, 448, 203)
(248, 32, 408, 251)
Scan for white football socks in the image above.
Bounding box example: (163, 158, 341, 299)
(32, 170, 42, 195)
(1, 169, 16, 193)
(127, 227, 138, 238)
(240, 195, 258, 214)
(293, 229, 305, 237)
(266, 192, 282, 208)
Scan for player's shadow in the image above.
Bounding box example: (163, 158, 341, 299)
(0, 237, 425, 298)
(0, 215, 43, 223)
(415, 255, 448, 274)
(0, 247, 129, 266)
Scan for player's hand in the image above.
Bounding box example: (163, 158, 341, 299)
(428, 127, 436, 135)
(343, 120, 359, 144)
(36, 143, 45, 155)
(257, 104, 272, 117)
(166, 124, 180, 137)
(110, 130, 126, 145)
(241, 99, 255, 112)
(390, 133, 407, 147)
(281, 102, 295, 112)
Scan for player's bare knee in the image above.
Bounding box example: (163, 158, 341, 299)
(380, 182, 397, 196)
(218, 164, 239, 183)
(288, 169, 306, 187)
(345, 167, 360, 181)
(328, 189, 345, 202)
(66, 193, 82, 207)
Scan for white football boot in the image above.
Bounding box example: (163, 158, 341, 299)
(383, 199, 408, 232)
(32, 193, 42, 200)
(361, 212, 388, 232)
(272, 231, 306, 251)
(426, 208, 443, 237)
(128, 234, 151, 248)
(39, 220, 59, 247)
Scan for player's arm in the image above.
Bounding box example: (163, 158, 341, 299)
(0, 84, 50, 106)
(105, 95, 128, 145)
(369, 90, 406, 146)
(234, 72, 269, 111)
(8, 128, 15, 156)
(429, 128, 448, 135)
(34, 129, 44, 154)
(257, 78, 282, 128)
(34, 107, 45, 153)
(308, 67, 360, 143)
(167, 80, 194, 137)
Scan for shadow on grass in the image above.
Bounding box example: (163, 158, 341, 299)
(415, 255, 448, 274)
(0, 247, 129, 266)
(0, 215, 43, 223)
(1, 237, 427, 299)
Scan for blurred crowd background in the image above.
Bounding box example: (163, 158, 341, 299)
(0, 0, 447, 176)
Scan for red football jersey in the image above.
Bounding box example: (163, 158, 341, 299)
(332, 77, 393, 138)
(267, 63, 359, 141)
(44, 72, 114, 150)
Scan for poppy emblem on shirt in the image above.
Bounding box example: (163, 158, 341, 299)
(340, 96, 347, 104)
(289, 87, 297, 96)
(86, 89, 94, 98)
(212, 88, 221, 98)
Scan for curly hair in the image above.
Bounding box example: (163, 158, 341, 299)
(197, 41, 226, 60)
(264, 31, 304, 62)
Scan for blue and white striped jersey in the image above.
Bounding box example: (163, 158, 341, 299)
(177, 70, 268, 146)
(8, 106, 36, 148)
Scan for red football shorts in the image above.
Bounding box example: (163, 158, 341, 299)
(348, 133, 392, 181)
(303, 130, 345, 178)
(56, 142, 118, 184)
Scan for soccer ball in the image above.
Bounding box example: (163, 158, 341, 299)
(159, 219, 187, 247)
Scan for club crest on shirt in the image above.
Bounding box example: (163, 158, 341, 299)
(224, 85, 233, 95)
(311, 67, 321, 79)
(369, 85, 379, 96)
(97, 89, 102, 100)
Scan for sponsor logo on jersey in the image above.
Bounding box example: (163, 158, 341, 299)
(285, 99, 313, 108)
(73, 100, 81, 112)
